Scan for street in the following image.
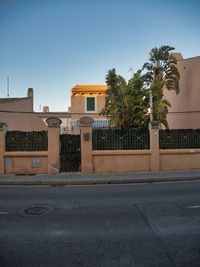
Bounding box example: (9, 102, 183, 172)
(0, 180, 200, 267)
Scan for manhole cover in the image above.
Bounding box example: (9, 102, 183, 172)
(17, 204, 55, 218)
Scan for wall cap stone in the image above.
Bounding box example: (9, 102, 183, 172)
(79, 116, 94, 127)
(46, 117, 62, 127)
(0, 122, 8, 130)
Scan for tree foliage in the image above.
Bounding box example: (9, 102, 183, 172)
(142, 45, 180, 128)
(101, 45, 180, 129)
(100, 69, 149, 129)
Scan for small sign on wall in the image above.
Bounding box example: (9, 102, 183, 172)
(32, 157, 42, 168)
(84, 132, 90, 141)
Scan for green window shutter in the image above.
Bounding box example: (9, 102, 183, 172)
(87, 97, 95, 111)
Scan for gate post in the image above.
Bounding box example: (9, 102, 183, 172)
(149, 121, 160, 171)
(46, 117, 62, 174)
(0, 123, 7, 174)
(79, 117, 94, 173)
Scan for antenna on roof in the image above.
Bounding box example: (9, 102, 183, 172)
(7, 76, 10, 98)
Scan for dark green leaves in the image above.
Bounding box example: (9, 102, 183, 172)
(101, 45, 180, 129)
(101, 69, 149, 129)
(142, 45, 180, 128)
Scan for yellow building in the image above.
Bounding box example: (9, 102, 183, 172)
(68, 84, 108, 132)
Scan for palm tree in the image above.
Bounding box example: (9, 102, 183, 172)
(127, 71, 149, 128)
(101, 69, 149, 129)
(101, 69, 121, 128)
(142, 45, 180, 128)
(101, 69, 130, 129)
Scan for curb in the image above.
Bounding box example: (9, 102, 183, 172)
(0, 176, 200, 186)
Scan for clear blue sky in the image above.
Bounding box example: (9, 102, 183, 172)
(0, 0, 200, 111)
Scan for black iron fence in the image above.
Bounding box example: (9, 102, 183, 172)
(159, 129, 200, 149)
(60, 134, 81, 172)
(6, 131, 48, 151)
(93, 129, 149, 150)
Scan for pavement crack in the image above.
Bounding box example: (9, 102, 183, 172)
(172, 202, 200, 224)
(134, 204, 176, 267)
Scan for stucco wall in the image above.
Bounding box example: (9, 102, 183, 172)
(97, 95, 106, 114)
(71, 95, 85, 113)
(92, 149, 200, 174)
(92, 150, 151, 173)
(4, 152, 48, 174)
(0, 89, 47, 131)
(165, 56, 200, 129)
(160, 149, 200, 171)
(70, 95, 105, 114)
(0, 112, 47, 131)
(0, 97, 33, 112)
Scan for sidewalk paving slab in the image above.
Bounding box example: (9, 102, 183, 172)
(0, 169, 200, 186)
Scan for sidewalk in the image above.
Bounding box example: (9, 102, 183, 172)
(1, 169, 200, 186)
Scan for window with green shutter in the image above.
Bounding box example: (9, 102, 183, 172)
(86, 97, 95, 111)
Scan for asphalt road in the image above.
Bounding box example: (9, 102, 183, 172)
(0, 181, 200, 267)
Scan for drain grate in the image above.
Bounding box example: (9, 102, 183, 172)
(17, 204, 55, 218)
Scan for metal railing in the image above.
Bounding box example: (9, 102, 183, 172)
(93, 129, 149, 150)
(6, 131, 48, 151)
(159, 129, 200, 149)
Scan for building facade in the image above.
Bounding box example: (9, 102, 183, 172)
(165, 54, 200, 129)
(0, 85, 109, 133)
(68, 84, 109, 133)
(0, 88, 47, 131)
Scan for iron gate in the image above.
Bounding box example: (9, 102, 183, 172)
(60, 134, 81, 172)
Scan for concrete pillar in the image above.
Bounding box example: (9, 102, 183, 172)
(46, 117, 62, 174)
(149, 121, 160, 171)
(80, 117, 94, 173)
(0, 123, 8, 174)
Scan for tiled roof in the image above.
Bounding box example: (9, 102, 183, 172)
(71, 84, 107, 93)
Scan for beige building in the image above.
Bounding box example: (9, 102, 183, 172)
(68, 84, 108, 132)
(0, 88, 72, 133)
(0, 88, 47, 131)
(165, 54, 200, 129)
(0, 85, 108, 133)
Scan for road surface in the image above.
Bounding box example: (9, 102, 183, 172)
(0, 180, 200, 266)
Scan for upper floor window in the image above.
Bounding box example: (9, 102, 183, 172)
(86, 96, 96, 112)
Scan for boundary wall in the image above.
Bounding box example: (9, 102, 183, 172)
(0, 118, 61, 175)
(1, 117, 200, 174)
(80, 117, 200, 174)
